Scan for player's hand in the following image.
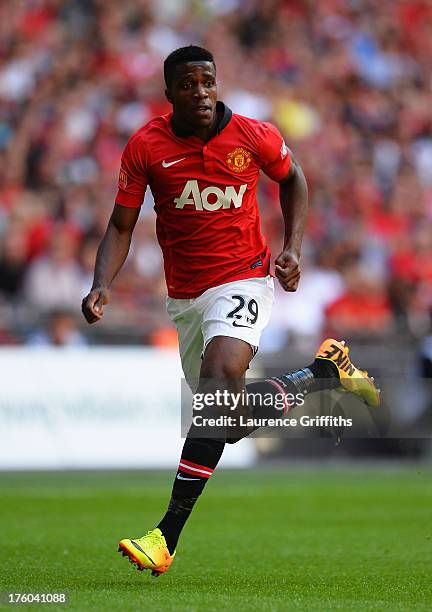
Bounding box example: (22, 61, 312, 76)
(81, 287, 110, 324)
(274, 250, 300, 292)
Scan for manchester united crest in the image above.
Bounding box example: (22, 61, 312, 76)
(119, 167, 128, 189)
(227, 147, 252, 173)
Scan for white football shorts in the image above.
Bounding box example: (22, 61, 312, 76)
(167, 275, 274, 390)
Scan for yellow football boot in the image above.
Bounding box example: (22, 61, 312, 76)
(118, 528, 175, 577)
(315, 338, 380, 407)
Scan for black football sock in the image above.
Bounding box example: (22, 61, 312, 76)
(157, 437, 224, 554)
(247, 358, 340, 414)
(268, 357, 340, 399)
(306, 357, 340, 389)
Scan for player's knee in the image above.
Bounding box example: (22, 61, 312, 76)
(200, 358, 244, 380)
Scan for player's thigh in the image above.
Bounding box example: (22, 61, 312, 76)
(166, 298, 203, 391)
(200, 275, 274, 361)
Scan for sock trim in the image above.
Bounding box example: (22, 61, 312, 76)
(265, 378, 294, 415)
(178, 459, 214, 478)
(265, 378, 285, 395)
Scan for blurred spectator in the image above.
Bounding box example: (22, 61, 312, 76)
(261, 247, 345, 352)
(27, 308, 88, 347)
(324, 264, 393, 338)
(1, 0, 432, 345)
(0, 224, 27, 301)
(149, 325, 178, 348)
(23, 224, 83, 312)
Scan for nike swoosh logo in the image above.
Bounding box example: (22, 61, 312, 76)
(162, 158, 186, 168)
(176, 473, 200, 481)
(131, 541, 156, 566)
(232, 321, 252, 328)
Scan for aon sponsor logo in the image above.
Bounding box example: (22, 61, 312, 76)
(174, 180, 247, 211)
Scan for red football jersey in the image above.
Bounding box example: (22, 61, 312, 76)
(115, 102, 291, 298)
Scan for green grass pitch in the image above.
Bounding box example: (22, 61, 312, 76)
(1, 467, 431, 611)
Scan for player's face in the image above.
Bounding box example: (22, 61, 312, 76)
(166, 62, 217, 130)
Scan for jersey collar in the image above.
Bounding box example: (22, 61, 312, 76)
(170, 101, 232, 139)
(214, 101, 232, 133)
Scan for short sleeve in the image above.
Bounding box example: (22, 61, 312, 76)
(258, 122, 292, 182)
(115, 134, 148, 208)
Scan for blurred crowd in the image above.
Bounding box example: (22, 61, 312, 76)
(1, 0, 432, 348)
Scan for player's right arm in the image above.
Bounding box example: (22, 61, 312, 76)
(81, 204, 140, 324)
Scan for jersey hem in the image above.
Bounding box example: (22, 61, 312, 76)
(167, 267, 270, 299)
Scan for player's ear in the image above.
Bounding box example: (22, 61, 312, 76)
(165, 88, 173, 104)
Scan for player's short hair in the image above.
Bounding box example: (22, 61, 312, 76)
(164, 45, 215, 87)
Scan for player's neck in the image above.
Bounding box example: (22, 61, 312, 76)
(171, 113, 218, 142)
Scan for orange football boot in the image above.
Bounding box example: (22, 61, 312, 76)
(118, 528, 175, 577)
(315, 338, 380, 407)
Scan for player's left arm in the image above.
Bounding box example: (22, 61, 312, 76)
(274, 153, 308, 292)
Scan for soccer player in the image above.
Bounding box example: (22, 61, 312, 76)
(81, 46, 380, 576)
